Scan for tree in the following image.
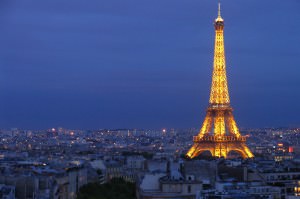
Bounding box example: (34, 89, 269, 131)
(77, 178, 135, 199)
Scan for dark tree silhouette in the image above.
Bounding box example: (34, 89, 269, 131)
(77, 178, 136, 199)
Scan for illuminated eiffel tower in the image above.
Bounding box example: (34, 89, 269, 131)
(186, 4, 254, 159)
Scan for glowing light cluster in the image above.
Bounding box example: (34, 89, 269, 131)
(214, 111, 226, 137)
(226, 112, 241, 138)
(197, 112, 213, 139)
(209, 28, 230, 105)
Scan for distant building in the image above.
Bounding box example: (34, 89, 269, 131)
(0, 184, 15, 199)
(126, 156, 145, 170)
(137, 160, 203, 199)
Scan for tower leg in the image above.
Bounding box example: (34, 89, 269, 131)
(197, 111, 213, 138)
(187, 142, 254, 159)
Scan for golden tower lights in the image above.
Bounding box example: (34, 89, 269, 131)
(186, 4, 254, 159)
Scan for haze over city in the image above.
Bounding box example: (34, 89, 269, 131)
(0, 0, 299, 129)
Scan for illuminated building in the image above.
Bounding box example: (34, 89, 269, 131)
(186, 4, 254, 159)
(274, 142, 294, 162)
(295, 181, 300, 196)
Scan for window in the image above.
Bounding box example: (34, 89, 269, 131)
(188, 185, 191, 193)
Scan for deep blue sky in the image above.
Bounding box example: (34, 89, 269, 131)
(0, 0, 299, 129)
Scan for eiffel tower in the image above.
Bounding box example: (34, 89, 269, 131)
(186, 4, 254, 159)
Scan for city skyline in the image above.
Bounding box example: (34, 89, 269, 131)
(0, 0, 300, 129)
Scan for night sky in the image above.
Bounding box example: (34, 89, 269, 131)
(0, 0, 299, 129)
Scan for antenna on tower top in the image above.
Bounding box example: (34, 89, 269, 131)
(215, 1, 224, 23)
(218, 2, 221, 17)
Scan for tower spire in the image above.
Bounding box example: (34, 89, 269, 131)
(216, 2, 224, 22)
(218, 2, 221, 17)
(210, 1, 227, 105)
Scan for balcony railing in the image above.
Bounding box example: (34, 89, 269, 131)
(193, 135, 246, 142)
